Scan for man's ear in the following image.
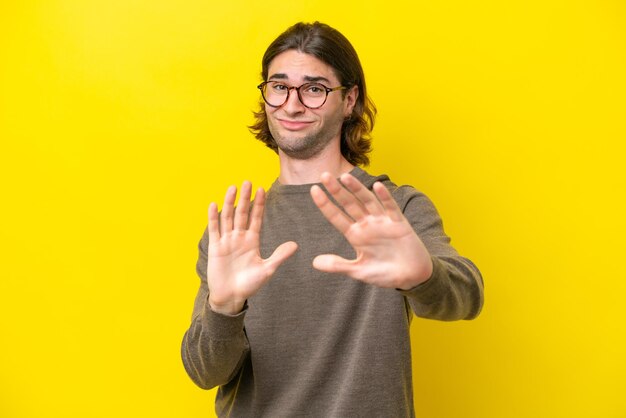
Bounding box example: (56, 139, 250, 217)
(344, 85, 359, 117)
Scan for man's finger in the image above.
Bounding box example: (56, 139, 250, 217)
(310, 184, 353, 234)
(208, 202, 220, 242)
(373, 182, 404, 222)
(220, 185, 237, 235)
(263, 241, 298, 276)
(340, 173, 384, 216)
(320, 172, 367, 220)
(234, 181, 252, 230)
(248, 187, 266, 233)
(312, 254, 355, 275)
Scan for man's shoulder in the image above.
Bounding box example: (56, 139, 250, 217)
(352, 166, 391, 188)
(354, 166, 425, 203)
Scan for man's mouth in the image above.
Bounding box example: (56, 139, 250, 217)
(278, 119, 314, 130)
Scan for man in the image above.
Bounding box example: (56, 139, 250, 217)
(181, 22, 483, 417)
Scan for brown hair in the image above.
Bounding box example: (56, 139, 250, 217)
(249, 22, 376, 166)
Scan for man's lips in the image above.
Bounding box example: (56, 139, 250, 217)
(277, 119, 314, 130)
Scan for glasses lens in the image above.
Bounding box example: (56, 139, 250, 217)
(298, 83, 327, 108)
(262, 82, 289, 107)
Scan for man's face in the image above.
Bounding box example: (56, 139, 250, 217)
(264, 50, 358, 161)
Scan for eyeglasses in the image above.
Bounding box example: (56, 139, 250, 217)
(257, 81, 347, 109)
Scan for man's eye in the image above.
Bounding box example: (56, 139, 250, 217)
(271, 83, 288, 92)
(305, 85, 324, 94)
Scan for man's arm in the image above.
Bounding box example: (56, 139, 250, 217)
(181, 182, 298, 389)
(400, 254, 483, 321)
(310, 172, 483, 321)
(397, 188, 483, 320)
(181, 250, 250, 389)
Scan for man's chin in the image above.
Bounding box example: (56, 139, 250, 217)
(277, 146, 320, 161)
(276, 139, 328, 161)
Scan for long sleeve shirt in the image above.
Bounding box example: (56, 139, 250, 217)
(181, 167, 484, 417)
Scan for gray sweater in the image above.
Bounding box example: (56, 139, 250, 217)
(181, 167, 484, 417)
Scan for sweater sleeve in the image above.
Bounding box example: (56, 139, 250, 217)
(394, 186, 484, 321)
(180, 228, 250, 389)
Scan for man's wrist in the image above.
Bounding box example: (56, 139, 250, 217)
(397, 258, 434, 290)
(208, 297, 246, 316)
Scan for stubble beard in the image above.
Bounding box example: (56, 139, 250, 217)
(267, 115, 345, 161)
(272, 131, 334, 160)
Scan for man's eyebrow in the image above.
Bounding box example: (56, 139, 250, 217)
(266, 74, 332, 84)
(303, 75, 331, 84)
(267, 73, 288, 81)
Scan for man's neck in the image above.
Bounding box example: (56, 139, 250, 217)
(277, 149, 354, 185)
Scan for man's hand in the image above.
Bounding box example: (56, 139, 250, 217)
(207, 182, 298, 315)
(310, 172, 433, 290)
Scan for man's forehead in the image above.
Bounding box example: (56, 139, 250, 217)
(266, 50, 340, 83)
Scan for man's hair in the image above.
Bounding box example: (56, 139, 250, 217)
(249, 22, 376, 166)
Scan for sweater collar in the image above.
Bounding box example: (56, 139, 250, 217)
(269, 166, 372, 195)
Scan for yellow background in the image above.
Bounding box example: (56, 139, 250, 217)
(1, 1, 625, 417)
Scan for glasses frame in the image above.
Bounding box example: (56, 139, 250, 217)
(257, 81, 347, 109)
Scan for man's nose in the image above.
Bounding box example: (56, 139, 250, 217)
(282, 87, 306, 113)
